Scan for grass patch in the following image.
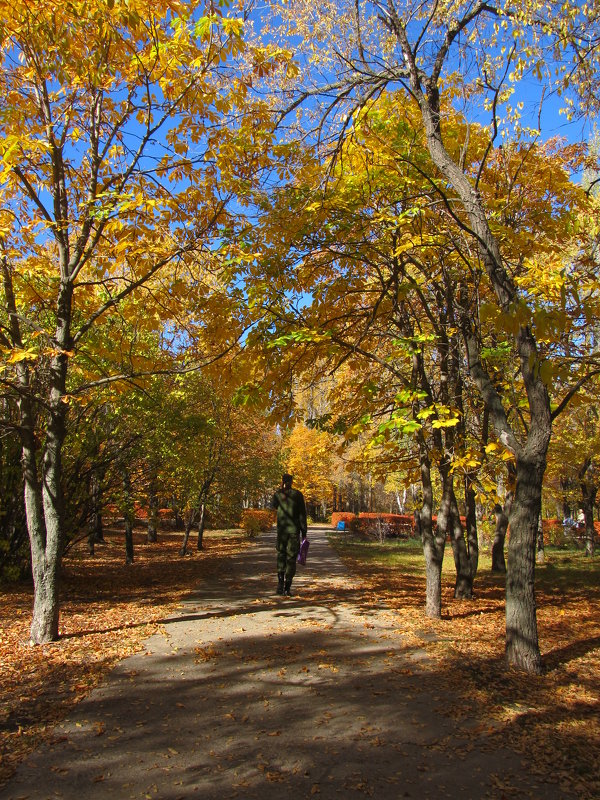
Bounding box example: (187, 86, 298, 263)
(328, 532, 424, 572)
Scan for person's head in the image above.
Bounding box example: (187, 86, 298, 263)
(282, 473, 293, 489)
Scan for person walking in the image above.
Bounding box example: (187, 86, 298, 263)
(271, 473, 307, 596)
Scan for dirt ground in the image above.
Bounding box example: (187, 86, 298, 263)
(0, 526, 577, 800)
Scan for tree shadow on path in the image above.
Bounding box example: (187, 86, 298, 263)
(0, 526, 581, 800)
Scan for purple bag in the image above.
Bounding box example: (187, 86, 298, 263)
(297, 537, 310, 565)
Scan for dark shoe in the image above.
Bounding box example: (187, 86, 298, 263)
(276, 573, 285, 595)
(283, 580, 292, 596)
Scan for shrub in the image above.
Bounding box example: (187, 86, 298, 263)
(240, 509, 275, 537)
(349, 513, 414, 539)
(542, 518, 567, 546)
(330, 512, 357, 530)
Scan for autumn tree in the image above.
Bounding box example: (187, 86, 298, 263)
(256, 0, 600, 673)
(245, 80, 591, 623)
(283, 422, 336, 520)
(244, 95, 463, 607)
(129, 369, 282, 555)
(0, 0, 248, 642)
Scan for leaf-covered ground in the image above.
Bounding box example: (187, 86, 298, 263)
(0, 527, 251, 788)
(2, 528, 599, 797)
(328, 534, 600, 800)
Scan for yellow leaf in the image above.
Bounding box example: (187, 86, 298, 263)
(6, 348, 37, 363)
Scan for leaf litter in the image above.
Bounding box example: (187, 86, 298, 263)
(0, 527, 251, 788)
(330, 537, 600, 800)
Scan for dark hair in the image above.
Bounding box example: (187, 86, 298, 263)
(282, 473, 293, 487)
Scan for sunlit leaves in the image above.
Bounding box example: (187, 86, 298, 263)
(284, 422, 336, 507)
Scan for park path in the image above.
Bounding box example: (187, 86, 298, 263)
(1, 527, 569, 800)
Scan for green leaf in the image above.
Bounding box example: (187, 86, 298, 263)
(195, 15, 217, 40)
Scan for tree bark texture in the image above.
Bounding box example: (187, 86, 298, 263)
(464, 474, 479, 578)
(19, 392, 60, 643)
(147, 476, 159, 544)
(3, 258, 64, 643)
(420, 444, 444, 618)
(173, 505, 184, 530)
(26, 448, 60, 644)
(438, 466, 473, 599)
(122, 469, 135, 565)
(197, 503, 206, 550)
(41, 354, 69, 569)
(581, 483, 597, 557)
(560, 477, 572, 521)
(28, 274, 72, 640)
(88, 469, 104, 555)
(505, 456, 545, 674)
(449, 491, 473, 599)
(492, 501, 509, 573)
(179, 508, 198, 556)
(492, 466, 515, 572)
(536, 514, 545, 565)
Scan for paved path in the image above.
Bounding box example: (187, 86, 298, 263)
(1, 527, 569, 799)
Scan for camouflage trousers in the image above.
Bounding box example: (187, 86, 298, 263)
(276, 530, 300, 580)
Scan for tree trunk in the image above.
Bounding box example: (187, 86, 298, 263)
(16, 381, 59, 643)
(41, 352, 69, 564)
(124, 521, 134, 564)
(581, 481, 597, 557)
(25, 434, 60, 644)
(377, 515, 384, 544)
(197, 503, 205, 551)
(449, 491, 473, 599)
(147, 475, 159, 544)
(28, 446, 65, 643)
(179, 508, 197, 556)
(122, 469, 135, 565)
(560, 477, 572, 521)
(464, 474, 479, 578)
(171, 500, 184, 530)
(420, 444, 444, 618)
(438, 465, 473, 599)
(4, 257, 64, 643)
(505, 456, 545, 674)
(29, 360, 69, 643)
(492, 500, 509, 573)
(413, 507, 421, 539)
(586, 520, 596, 558)
(88, 469, 104, 555)
(493, 465, 515, 572)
